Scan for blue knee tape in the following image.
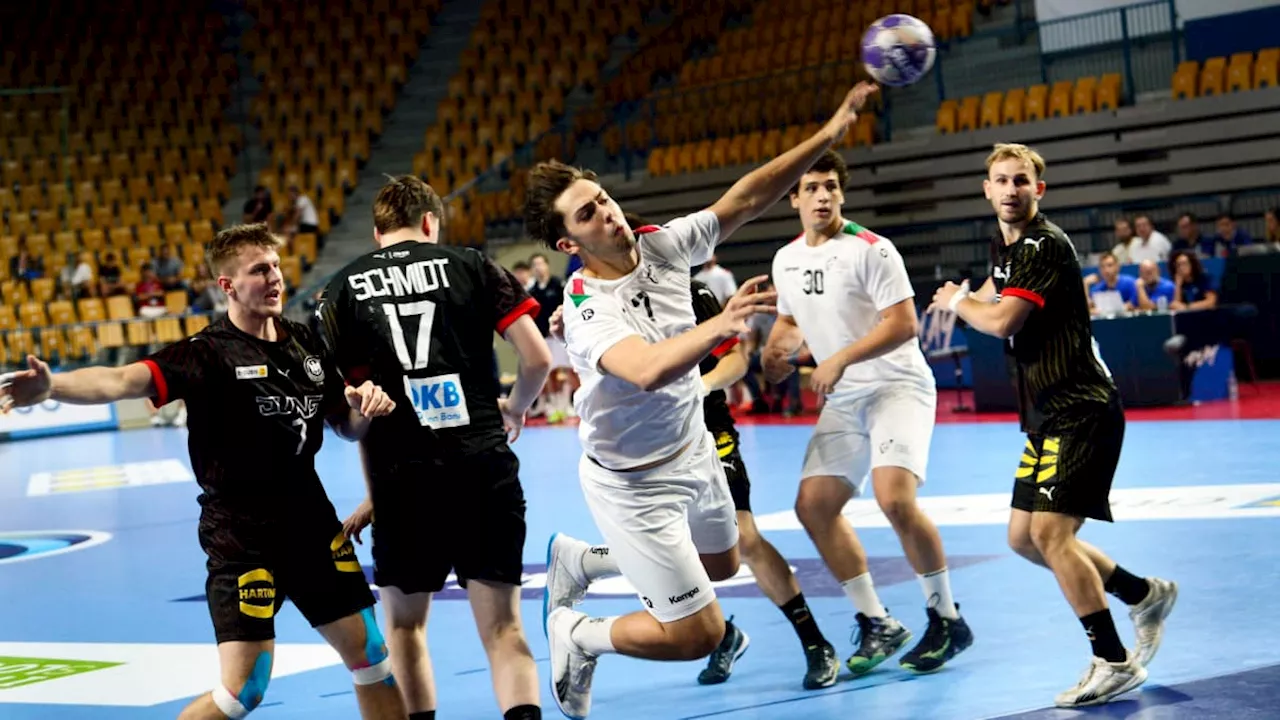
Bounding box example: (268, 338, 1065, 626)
(238, 651, 272, 710)
(361, 607, 388, 666)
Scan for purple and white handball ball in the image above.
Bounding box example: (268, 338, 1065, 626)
(860, 14, 937, 87)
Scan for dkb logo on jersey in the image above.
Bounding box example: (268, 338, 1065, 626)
(405, 373, 471, 430)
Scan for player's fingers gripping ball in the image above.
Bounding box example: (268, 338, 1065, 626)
(861, 14, 937, 87)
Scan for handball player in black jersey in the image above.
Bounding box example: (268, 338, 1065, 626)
(930, 144, 1177, 708)
(317, 176, 551, 720)
(0, 224, 408, 719)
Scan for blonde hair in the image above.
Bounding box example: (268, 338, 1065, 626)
(985, 143, 1046, 180)
(206, 223, 284, 276)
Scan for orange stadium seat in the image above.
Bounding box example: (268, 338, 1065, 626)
(1097, 73, 1123, 111)
(1199, 56, 1227, 96)
(1049, 81, 1074, 118)
(1025, 84, 1048, 121)
(1172, 61, 1199, 99)
(1072, 76, 1098, 114)
(980, 92, 1003, 128)
(936, 100, 958, 134)
(1002, 87, 1026, 124)
(1227, 53, 1254, 92)
(957, 96, 980, 132)
(1255, 48, 1279, 89)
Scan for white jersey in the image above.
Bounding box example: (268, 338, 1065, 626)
(563, 211, 721, 469)
(772, 219, 934, 400)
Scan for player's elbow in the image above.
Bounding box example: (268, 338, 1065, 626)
(993, 314, 1025, 339)
(519, 341, 554, 378)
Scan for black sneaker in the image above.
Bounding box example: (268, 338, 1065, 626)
(697, 617, 750, 685)
(899, 606, 974, 674)
(802, 642, 839, 689)
(846, 612, 911, 675)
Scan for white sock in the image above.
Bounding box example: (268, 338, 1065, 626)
(918, 568, 959, 619)
(570, 615, 617, 656)
(840, 573, 888, 618)
(580, 545, 620, 581)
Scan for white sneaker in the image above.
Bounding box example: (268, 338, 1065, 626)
(1054, 654, 1148, 708)
(544, 533, 590, 637)
(548, 607, 597, 720)
(1130, 577, 1177, 667)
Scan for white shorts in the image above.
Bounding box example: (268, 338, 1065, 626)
(801, 384, 936, 496)
(579, 431, 738, 623)
(546, 336, 572, 370)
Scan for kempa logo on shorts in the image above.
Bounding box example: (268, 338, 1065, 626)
(669, 587, 700, 605)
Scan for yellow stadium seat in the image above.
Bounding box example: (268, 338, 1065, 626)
(1024, 84, 1049, 121)
(957, 96, 980, 132)
(1173, 61, 1199, 99)
(1199, 56, 1226, 96)
(936, 100, 958, 134)
(1002, 88, 1026, 124)
(980, 92, 1003, 128)
(1255, 48, 1279, 89)
(185, 314, 210, 336)
(1072, 76, 1098, 114)
(1097, 73, 1122, 110)
(1049, 81, 1073, 118)
(1227, 53, 1253, 92)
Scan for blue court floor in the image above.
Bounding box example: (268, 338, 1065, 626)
(2, 417, 1278, 719)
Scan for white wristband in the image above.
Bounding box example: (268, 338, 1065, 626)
(947, 286, 970, 313)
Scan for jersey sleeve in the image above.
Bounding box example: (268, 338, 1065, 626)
(860, 239, 915, 311)
(691, 282, 739, 358)
(563, 294, 638, 373)
(141, 336, 210, 407)
(480, 255, 541, 335)
(1004, 236, 1065, 309)
(772, 253, 793, 317)
(642, 211, 722, 270)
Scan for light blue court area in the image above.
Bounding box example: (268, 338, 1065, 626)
(2, 419, 1279, 719)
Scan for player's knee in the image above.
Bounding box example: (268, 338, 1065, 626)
(211, 651, 272, 718)
(875, 494, 916, 529)
(793, 486, 828, 528)
(1007, 526, 1038, 560)
(670, 611, 725, 659)
(1029, 518, 1072, 557)
(737, 524, 762, 562)
(348, 607, 395, 687)
(478, 615, 529, 654)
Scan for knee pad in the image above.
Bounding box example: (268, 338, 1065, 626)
(211, 651, 271, 718)
(350, 607, 394, 686)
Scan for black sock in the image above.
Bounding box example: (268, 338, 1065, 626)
(1080, 609, 1127, 663)
(780, 593, 828, 649)
(409, 712, 436, 720)
(1103, 565, 1150, 606)
(504, 704, 541, 720)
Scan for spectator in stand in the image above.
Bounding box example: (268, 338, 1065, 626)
(59, 251, 96, 300)
(1128, 215, 1172, 263)
(98, 251, 127, 297)
(1170, 250, 1218, 311)
(1087, 251, 1143, 315)
(154, 244, 185, 291)
(1265, 207, 1279, 248)
(10, 238, 44, 281)
(1137, 259, 1175, 311)
(742, 278, 803, 417)
(134, 263, 167, 318)
(1110, 217, 1134, 264)
(286, 184, 321, 240)
(189, 263, 227, 316)
(511, 260, 534, 292)
(1210, 213, 1253, 257)
(528, 252, 573, 422)
(1174, 212, 1201, 254)
(693, 252, 738, 305)
(242, 185, 273, 224)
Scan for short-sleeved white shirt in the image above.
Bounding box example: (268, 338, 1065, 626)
(772, 220, 933, 400)
(563, 211, 721, 469)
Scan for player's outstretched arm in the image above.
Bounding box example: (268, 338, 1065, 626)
(0, 355, 155, 412)
(701, 341, 748, 396)
(708, 82, 878, 240)
(601, 275, 775, 391)
(501, 314, 553, 417)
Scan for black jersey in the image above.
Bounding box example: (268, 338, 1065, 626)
(691, 279, 739, 434)
(527, 276, 564, 337)
(989, 213, 1117, 433)
(317, 241, 539, 458)
(141, 315, 347, 523)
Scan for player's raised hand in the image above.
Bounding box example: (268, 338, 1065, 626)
(342, 498, 374, 545)
(548, 304, 566, 342)
(497, 397, 526, 443)
(823, 81, 879, 142)
(346, 381, 396, 418)
(718, 274, 777, 335)
(0, 355, 54, 414)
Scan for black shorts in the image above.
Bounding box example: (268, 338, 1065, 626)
(712, 429, 751, 513)
(1010, 398, 1125, 522)
(202, 517, 375, 645)
(371, 444, 527, 594)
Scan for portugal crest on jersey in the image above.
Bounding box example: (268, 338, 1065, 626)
(569, 276, 590, 307)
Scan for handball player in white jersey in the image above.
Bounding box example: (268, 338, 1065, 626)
(764, 149, 974, 677)
(522, 83, 877, 719)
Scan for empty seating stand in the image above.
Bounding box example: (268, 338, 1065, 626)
(936, 74, 1123, 134)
